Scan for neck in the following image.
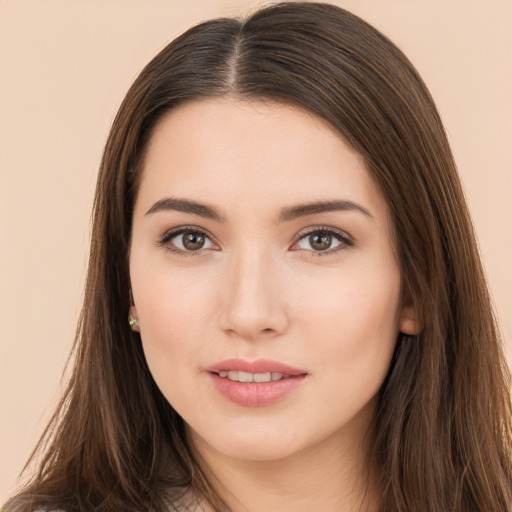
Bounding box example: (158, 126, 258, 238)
(189, 419, 380, 512)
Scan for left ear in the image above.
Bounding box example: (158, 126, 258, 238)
(399, 301, 423, 335)
(128, 304, 140, 333)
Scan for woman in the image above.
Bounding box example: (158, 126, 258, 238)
(5, 2, 511, 511)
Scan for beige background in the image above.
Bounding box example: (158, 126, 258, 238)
(1, 0, 511, 503)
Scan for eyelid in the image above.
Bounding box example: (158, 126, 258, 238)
(156, 224, 353, 256)
(157, 225, 219, 255)
(291, 225, 354, 254)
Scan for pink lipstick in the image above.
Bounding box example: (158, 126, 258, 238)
(205, 358, 307, 407)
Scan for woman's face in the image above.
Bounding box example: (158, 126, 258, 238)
(129, 98, 418, 462)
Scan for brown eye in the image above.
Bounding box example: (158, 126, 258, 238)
(182, 232, 205, 250)
(309, 232, 332, 251)
(163, 229, 216, 253)
(294, 228, 353, 254)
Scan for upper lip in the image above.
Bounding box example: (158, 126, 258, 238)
(205, 358, 307, 375)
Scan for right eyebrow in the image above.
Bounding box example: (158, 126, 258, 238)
(145, 197, 225, 222)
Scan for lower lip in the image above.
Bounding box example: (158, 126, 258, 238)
(209, 373, 306, 407)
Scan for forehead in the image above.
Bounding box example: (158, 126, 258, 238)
(136, 98, 388, 221)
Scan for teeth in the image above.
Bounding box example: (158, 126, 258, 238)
(217, 371, 287, 382)
(227, 370, 240, 381)
(238, 371, 253, 383)
(253, 372, 271, 382)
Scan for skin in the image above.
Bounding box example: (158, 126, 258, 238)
(129, 98, 420, 512)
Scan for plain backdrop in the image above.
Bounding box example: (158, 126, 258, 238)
(1, 0, 511, 503)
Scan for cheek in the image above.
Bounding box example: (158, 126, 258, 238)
(130, 260, 219, 386)
(296, 263, 401, 396)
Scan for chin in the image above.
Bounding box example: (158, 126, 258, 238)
(188, 422, 309, 463)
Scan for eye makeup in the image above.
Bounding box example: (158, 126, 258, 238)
(156, 223, 354, 258)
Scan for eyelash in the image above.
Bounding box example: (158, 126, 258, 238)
(157, 225, 354, 257)
(157, 226, 218, 257)
(292, 226, 354, 256)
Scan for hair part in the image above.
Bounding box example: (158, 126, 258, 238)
(6, 3, 511, 511)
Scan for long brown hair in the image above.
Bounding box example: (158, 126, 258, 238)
(6, 3, 511, 511)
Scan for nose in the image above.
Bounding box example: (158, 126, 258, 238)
(218, 249, 289, 341)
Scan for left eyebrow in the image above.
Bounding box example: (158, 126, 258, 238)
(279, 200, 373, 222)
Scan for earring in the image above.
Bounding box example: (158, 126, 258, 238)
(128, 312, 139, 330)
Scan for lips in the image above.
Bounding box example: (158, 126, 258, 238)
(205, 358, 307, 407)
(218, 370, 288, 383)
(206, 358, 306, 375)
